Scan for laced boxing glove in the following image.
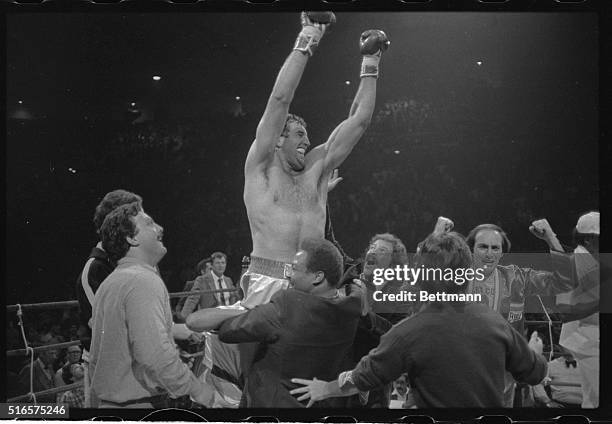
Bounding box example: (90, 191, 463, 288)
(360, 29, 390, 78)
(293, 11, 336, 57)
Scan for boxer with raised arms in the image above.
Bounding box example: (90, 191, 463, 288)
(241, 12, 390, 308)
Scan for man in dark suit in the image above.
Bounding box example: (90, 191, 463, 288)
(174, 258, 212, 322)
(17, 340, 59, 403)
(180, 252, 240, 321)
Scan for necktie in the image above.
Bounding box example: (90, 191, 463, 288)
(218, 277, 230, 305)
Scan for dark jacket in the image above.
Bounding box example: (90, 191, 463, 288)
(352, 302, 547, 408)
(180, 272, 240, 320)
(218, 286, 362, 407)
(76, 245, 114, 351)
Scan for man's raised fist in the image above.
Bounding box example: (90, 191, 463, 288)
(433, 216, 454, 235)
(529, 218, 555, 240)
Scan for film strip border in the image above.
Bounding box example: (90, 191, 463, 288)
(2, 0, 610, 422)
(0, 0, 603, 8)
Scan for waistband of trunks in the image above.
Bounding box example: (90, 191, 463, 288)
(248, 256, 291, 280)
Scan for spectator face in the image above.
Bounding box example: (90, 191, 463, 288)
(39, 349, 58, 367)
(70, 363, 85, 381)
(363, 239, 394, 278)
(472, 229, 503, 275)
(131, 211, 167, 264)
(67, 347, 81, 364)
(212, 257, 226, 276)
(393, 374, 408, 397)
(288, 250, 316, 293)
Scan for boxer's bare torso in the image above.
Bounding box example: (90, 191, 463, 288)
(245, 142, 328, 263)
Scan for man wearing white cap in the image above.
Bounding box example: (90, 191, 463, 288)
(553, 211, 600, 408)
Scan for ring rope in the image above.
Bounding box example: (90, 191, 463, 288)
(7, 382, 83, 403)
(7, 340, 83, 357)
(536, 295, 555, 363)
(536, 295, 555, 381)
(6, 288, 238, 312)
(16, 304, 38, 404)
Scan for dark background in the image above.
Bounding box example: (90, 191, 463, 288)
(6, 12, 598, 304)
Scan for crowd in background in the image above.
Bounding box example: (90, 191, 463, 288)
(8, 95, 596, 304)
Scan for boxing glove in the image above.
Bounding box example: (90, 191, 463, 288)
(303, 11, 336, 26)
(360, 29, 390, 78)
(360, 29, 390, 56)
(294, 11, 336, 56)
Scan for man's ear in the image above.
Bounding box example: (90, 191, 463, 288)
(126, 236, 140, 247)
(312, 271, 325, 286)
(276, 136, 285, 148)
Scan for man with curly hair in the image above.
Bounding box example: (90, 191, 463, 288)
(88, 203, 211, 408)
(338, 232, 411, 408)
(342, 233, 410, 319)
(75, 189, 142, 407)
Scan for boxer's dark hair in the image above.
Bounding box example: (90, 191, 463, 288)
(466, 224, 511, 253)
(300, 238, 343, 288)
(101, 202, 141, 262)
(94, 189, 142, 236)
(281, 113, 307, 136)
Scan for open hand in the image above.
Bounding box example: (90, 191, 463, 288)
(327, 169, 343, 193)
(290, 377, 328, 407)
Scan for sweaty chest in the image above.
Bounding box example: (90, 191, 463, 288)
(270, 175, 322, 212)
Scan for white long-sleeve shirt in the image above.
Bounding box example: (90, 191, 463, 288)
(89, 257, 205, 406)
